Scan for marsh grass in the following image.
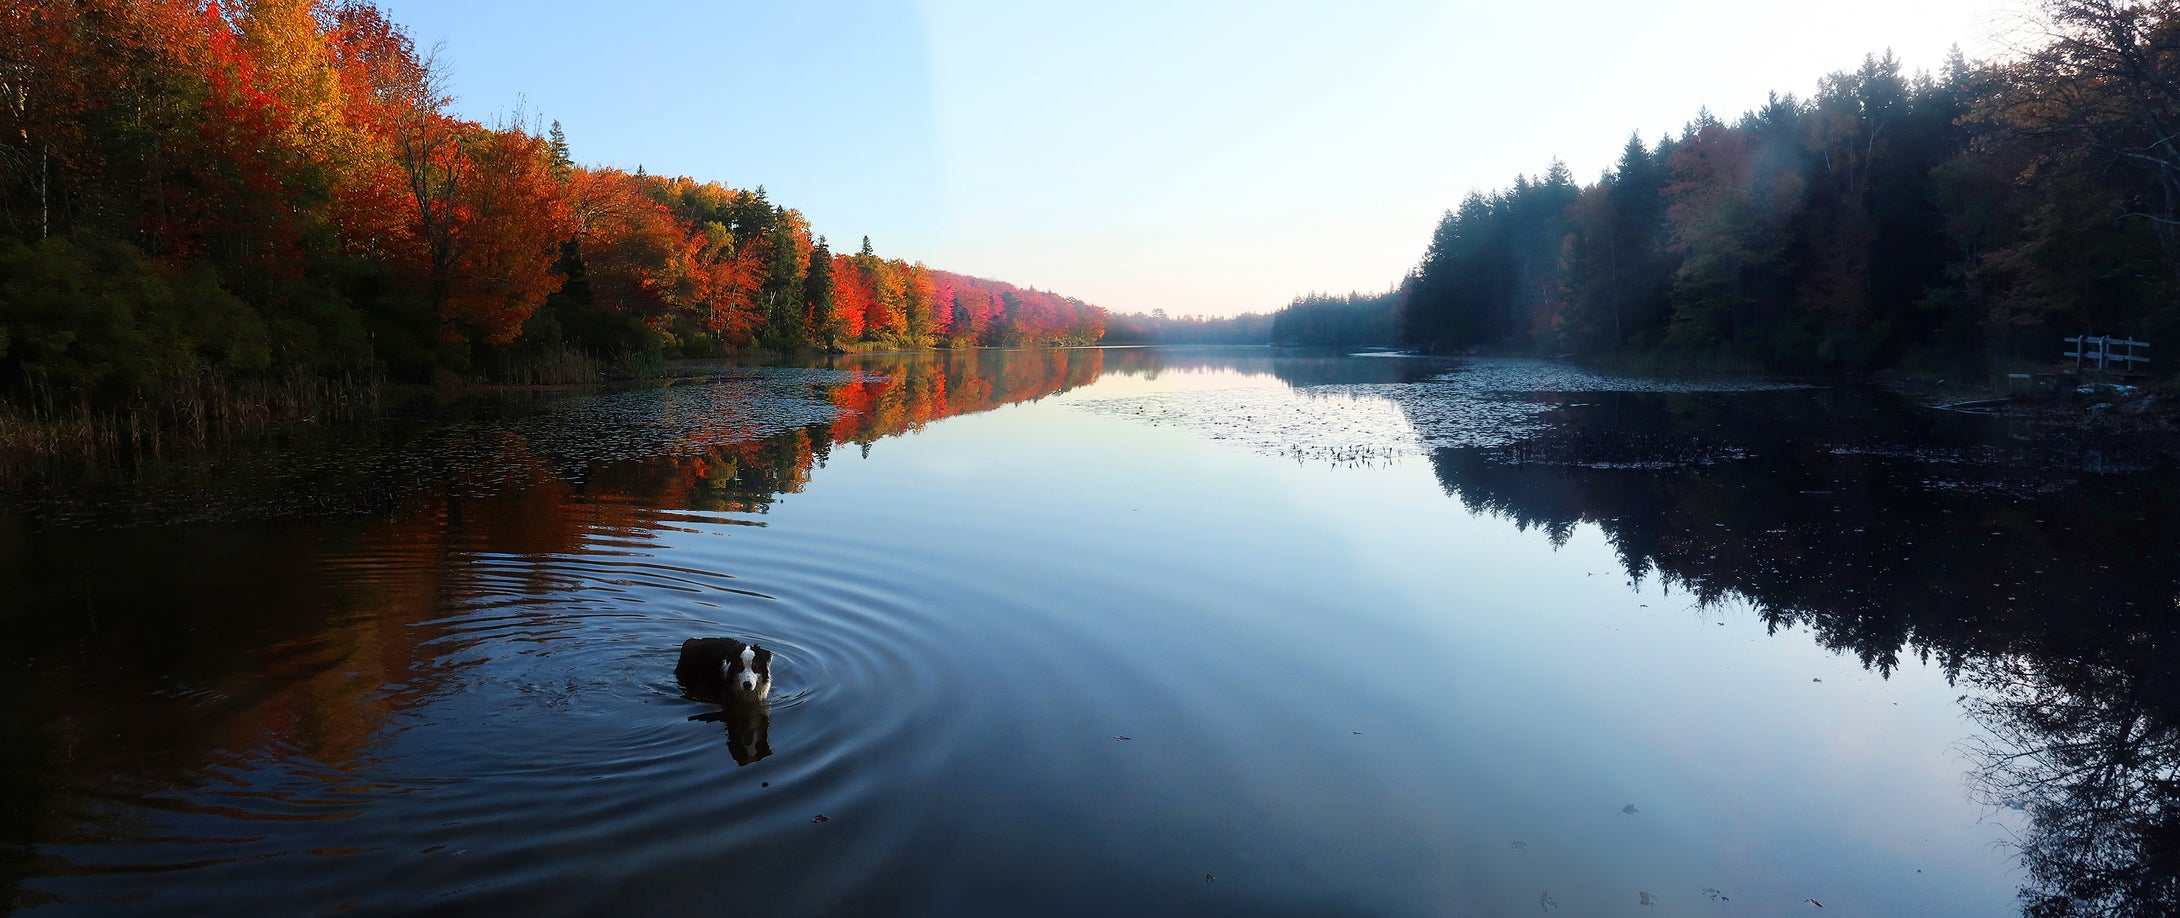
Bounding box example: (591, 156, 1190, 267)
(0, 371, 380, 484)
(480, 345, 604, 387)
(464, 346, 677, 389)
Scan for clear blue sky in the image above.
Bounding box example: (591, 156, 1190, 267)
(374, 0, 2008, 318)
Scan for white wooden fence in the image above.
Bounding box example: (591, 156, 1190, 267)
(2063, 335, 2151, 372)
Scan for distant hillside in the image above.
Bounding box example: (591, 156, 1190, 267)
(1103, 311, 1273, 345)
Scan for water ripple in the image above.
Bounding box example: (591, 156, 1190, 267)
(17, 512, 998, 915)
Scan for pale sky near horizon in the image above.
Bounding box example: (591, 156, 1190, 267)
(372, 1, 2019, 318)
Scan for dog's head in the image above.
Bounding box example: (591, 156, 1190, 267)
(722, 643, 773, 698)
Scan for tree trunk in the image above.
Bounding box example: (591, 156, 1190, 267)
(1608, 221, 1622, 346)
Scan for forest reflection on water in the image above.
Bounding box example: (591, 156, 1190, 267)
(1410, 382, 2180, 918)
(1, 347, 2175, 915)
(1116, 351, 2180, 914)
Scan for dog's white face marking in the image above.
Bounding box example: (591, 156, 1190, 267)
(736, 644, 758, 693)
(719, 643, 770, 699)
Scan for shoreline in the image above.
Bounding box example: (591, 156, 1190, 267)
(11, 345, 2174, 485)
(1345, 344, 2180, 461)
(0, 343, 1103, 478)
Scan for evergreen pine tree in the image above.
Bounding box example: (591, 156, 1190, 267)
(547, 120, 573, 182)
(806, 236, 840, 349)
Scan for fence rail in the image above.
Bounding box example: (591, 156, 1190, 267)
(2063, 335, 2150, 372)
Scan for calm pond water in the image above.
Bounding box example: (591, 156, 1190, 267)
(4, 348, 2178, 916)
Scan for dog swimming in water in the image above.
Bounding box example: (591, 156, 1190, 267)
(675, 637, 775, 765)
(675, 637, 774, 704)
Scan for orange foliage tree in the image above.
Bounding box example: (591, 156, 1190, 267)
(0, 0, 1106, 404)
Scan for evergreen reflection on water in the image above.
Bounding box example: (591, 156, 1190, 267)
(1406, 384, 2179, 918)
(0, 348, 2171, 915)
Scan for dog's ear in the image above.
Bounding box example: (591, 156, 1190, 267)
(751, 646, 772, 676)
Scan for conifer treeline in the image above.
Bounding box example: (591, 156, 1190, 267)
(1398, 56, 1964, 369)
(1103, 310, 1273, 345)
(1369, 1, 2180, 373)
(0, 0, 1105, 406)
(1270, 290, 1397, 347)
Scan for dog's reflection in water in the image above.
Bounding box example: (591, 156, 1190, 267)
(686, 705, 771, 765)
(676, 637, 774, 766)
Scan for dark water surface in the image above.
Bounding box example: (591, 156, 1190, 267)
(5, 348, 2178, 916)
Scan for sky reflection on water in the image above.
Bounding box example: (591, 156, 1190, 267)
(6, 348, 2173, 915)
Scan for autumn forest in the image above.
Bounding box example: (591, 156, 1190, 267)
(14, 0, 2180, 427)
(0, 0, 1108, 422)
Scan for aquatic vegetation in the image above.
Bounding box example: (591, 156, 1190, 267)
(1072, 358, 1800, 466)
